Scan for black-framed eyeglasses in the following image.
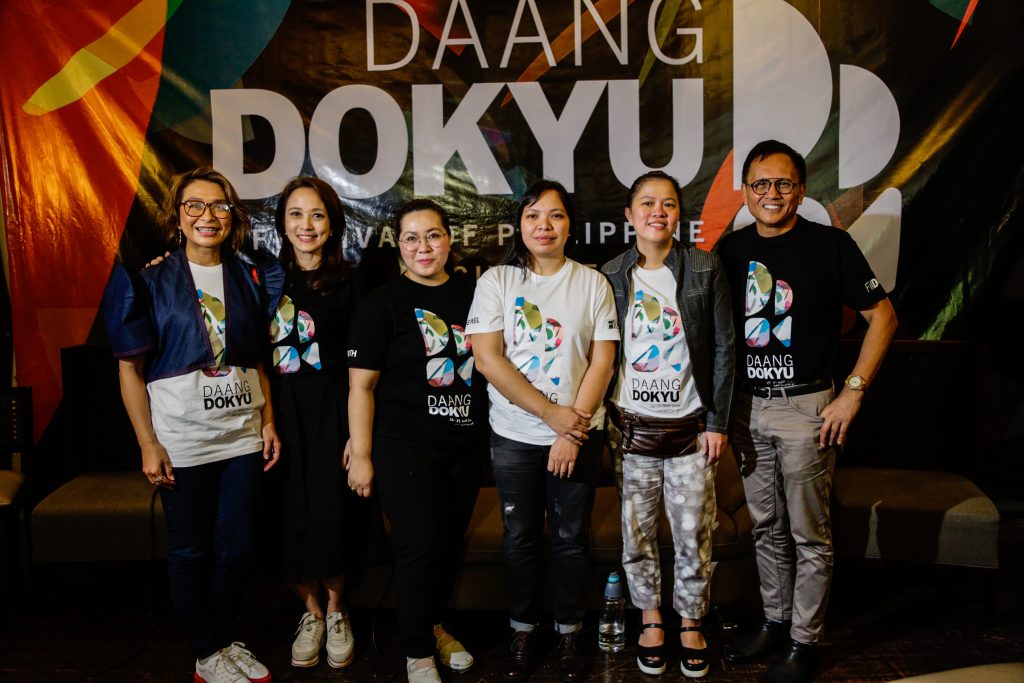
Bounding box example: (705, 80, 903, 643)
(745, 178, 798, 196)
(398, 231, 447, 251)
(181, 200, 233, 218)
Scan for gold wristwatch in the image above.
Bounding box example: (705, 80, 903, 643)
(845, 374, 868, 391)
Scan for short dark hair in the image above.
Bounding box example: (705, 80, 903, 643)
(395, 198, 454, 275)
(624, 170, 683, 210)
(274, 176, 351, 292)
(163, 167, 250, 254)
(741, 140, 807, 184)
(501, 179, 576, 273)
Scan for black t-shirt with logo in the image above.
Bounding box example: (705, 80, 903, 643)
(716, 218, 887, 388)
(347, 273, 485, 446)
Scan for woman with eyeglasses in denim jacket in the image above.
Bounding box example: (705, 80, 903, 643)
(103, 167, 283, 683)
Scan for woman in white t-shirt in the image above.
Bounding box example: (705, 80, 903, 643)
(467, 180, 618, 683)
(103, 168, 282, 683)
(600, 171, 734, 678)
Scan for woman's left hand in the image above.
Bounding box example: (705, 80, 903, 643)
(262, 423, 282, 471)
(702, 431, 727, 465)
(547, 436, 581, 479)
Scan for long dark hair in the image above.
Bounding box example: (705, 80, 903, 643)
(274, 176, 351, 292)
(162, 167, 250, 254)
(395, 198, 455, 276)
(501, 179, 577, 274)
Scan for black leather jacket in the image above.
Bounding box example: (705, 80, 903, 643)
(601, 241, 735, 433)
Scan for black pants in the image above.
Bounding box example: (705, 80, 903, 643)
(374, 436, 483, 658)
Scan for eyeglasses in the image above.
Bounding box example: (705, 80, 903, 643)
(745, 178, 798, 196)
(181, 200, 233, 218)
(398, 231, 447, 251)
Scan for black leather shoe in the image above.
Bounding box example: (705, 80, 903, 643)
(557, 632, 589, 682)
(723, 619, 791, 663)
(759, 640, 818, 683)
(502, 630, 533, 682)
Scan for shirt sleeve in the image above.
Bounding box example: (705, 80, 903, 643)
(102, 265, 155, 358)
(590, 273, 621, 342)
(465, 268, 506, 335)
(837, 231, 888, 310)
(346, 291, 391, 370)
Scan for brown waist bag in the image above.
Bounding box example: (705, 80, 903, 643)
(609, 404, 706, 457)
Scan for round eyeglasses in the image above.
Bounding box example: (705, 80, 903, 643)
(398, 231, 448, 251)
(181, 200, 233, 218)
(745, 178, 797, 196)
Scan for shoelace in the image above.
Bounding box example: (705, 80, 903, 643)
(328, 615, 349, 640)
(226, 643, 256, 666)
(206, 654, 243, 682)
(295, 615, 318, 635)
(511, 631, 530, 653)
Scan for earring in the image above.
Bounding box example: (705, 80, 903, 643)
(178, 228, 184, 247)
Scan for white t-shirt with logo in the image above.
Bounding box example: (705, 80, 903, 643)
(147, 262, 265, 468)
(466, 259, 619, 445)
(613, 265, 702, 418)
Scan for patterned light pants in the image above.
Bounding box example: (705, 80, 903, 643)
(620, 446, 717, 620)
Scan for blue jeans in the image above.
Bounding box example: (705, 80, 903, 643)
(490, 431, 603, 633)
(159, 451, 262, 659)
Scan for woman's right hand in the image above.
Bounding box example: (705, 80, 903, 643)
(541, 404, 591, 444)
(347, 457, 374, 498)
(141, 441, 175, 488)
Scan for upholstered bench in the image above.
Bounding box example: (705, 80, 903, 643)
(31, 471, 166, 563)
(832, 467, 999, 568)
(829, 340, 1000, 570)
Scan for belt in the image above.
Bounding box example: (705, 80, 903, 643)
(742, 378, 833, 399)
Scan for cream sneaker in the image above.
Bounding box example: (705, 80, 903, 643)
(195, 651, 248, 683)
(222, 642, 270, 683)
(291, 612, 325, 668)
(325, 611, 355, 668)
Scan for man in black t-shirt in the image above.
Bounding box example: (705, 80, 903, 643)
(716, 140, 897, 683)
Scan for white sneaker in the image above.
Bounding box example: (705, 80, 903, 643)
(223, 642, 271, 682)
(291, 612, 325, 668)
(406, 657, 442, 683)
(325, 611, 355, 668)
(195, 651, 249, 683)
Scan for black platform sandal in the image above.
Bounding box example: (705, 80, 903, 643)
(679, 625, 709, 679)
(636, 623, 667, 675)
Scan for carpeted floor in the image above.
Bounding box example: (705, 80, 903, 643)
(2, 517, 1022, 682)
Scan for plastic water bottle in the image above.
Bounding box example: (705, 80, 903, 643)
(598, 571, 626, 653)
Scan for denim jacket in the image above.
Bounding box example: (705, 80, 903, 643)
(103, 249, 284, 382)
(601, 241, 735, 433)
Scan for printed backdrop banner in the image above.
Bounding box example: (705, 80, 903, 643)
(1, 0, 1022, 437)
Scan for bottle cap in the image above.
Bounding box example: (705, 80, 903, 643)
(603, 571, 623, 599)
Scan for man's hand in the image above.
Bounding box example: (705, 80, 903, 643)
(819, 389, 865, 447)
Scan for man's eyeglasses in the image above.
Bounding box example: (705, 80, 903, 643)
(399, 231, 447, 251)
(745, 178, 798, 196)
(181, 200, 233, 218)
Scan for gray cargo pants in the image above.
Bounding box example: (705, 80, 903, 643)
(729, 388, 837, 644)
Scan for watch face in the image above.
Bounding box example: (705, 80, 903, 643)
(846, 375, 865, 390)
